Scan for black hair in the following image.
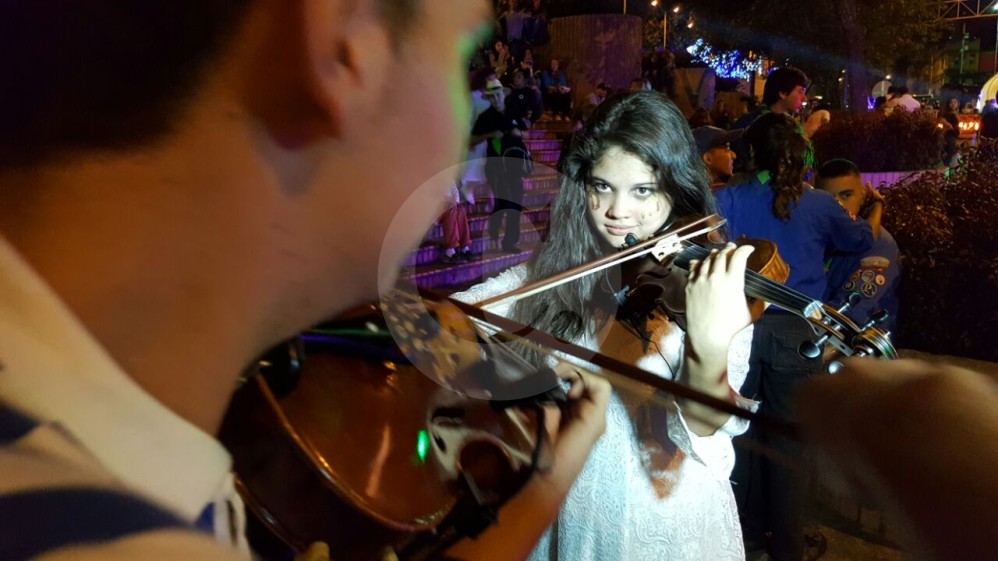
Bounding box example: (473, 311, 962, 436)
(511, 91, 715, 347)
(0, 0, 419, 168)
(744, 112, 814, 221)
(817, 158, 861, 181)
(762, 67, 810, 107)
(470, 66, 497, 92)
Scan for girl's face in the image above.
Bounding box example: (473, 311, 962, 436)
(586, 146, 673, 250)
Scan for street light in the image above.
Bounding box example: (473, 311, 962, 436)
(657, 3, 683, 50)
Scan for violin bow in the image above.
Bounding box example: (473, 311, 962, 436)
(474, 215, 727, 310)
(431, 291, 798, 440)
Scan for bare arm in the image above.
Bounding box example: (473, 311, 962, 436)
(469, 129, 503, 148)
(863, 182, 884, 240)
(679, 244, 754, 435)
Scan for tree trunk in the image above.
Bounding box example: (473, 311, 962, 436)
(834, 0, 870, 112)
(547, 15, 643, 108)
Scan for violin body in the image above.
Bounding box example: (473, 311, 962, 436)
(615, 214, 894, 361)
(219, 304, 543, 560)
(621, 234, 790, 325)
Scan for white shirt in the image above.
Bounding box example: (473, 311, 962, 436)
(453, 265, 756, 561)
(0, 236, 248, 560)
(885, 94, 921, 113)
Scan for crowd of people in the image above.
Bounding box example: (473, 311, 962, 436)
(2, 3, 996, 561)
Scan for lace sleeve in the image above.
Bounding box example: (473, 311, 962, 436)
(449, 265, 528, 318)
(664, 325, 757, 478)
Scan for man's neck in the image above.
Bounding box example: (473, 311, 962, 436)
(0, 152, 279, 435)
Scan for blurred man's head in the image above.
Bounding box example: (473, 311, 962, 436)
(816, 159, 864, 217)
(763, 67, 809, 114)
(484, 78, 509, 110)
(0, 0, 496, 323)
(692, 126, 743, 184)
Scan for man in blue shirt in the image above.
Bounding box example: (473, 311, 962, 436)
(715, 113, 874, 561)
(816, 159, 899, 336)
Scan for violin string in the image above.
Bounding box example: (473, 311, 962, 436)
(678, 245, 816, 311)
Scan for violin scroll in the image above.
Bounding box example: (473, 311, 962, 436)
(798, 292, 897, 367)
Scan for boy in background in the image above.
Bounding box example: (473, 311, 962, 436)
(816, 159, 899, 336)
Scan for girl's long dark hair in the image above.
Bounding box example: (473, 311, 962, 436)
(745, 112, 814, 221)
(509, 91, 714, 351)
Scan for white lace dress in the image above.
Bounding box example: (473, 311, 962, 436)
(453, 265, 756, 561)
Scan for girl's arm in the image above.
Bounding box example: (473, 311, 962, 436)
(678, 244, 754, 436)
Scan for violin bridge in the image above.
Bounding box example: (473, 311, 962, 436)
(649, 236, 682, 262)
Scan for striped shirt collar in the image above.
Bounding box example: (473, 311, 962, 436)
(0, 235, 231, 523)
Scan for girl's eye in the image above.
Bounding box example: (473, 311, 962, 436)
(634, 187, 654, 197)
(591, 183, 611, 193)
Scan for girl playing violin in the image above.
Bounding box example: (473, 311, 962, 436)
(455, 91, 757, 560)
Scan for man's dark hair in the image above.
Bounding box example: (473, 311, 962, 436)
(0, 0, 419, 168)
(896, 86, 909, 96)
(762, 67, 810, 106)
(817, 158, 861, 181)
(470, 66, 496, 92)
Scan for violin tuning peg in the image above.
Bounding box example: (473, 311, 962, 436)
(861, 310, 890, 330)
(798, 340, 821, 360)
(848, 292, 861, 307)
(837, 292, 861, 314)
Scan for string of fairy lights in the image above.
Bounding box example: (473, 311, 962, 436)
(647, 2, 763, 81)
(685, 38, 764, 81)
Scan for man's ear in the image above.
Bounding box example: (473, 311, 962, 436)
(301, 0, 392, 136)
(702, 152, 713, 166)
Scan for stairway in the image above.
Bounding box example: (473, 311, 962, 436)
(400, 121, 574, 291)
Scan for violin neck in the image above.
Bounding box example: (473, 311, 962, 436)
(674, 246, 822, 320)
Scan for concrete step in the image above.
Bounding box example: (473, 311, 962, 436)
(525, 139, 562, 151)
(523, 129, 560, 140)
(524, 175, 560, 191)
(532, 150, 560, 165)
(402, 224, 548, 268)
(466, 176, 559, 199)
(423, 206, 552, 241)
(459, 187, 558, 216)
(407, 247, 537, 290)
(534, 118, 576, 133)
